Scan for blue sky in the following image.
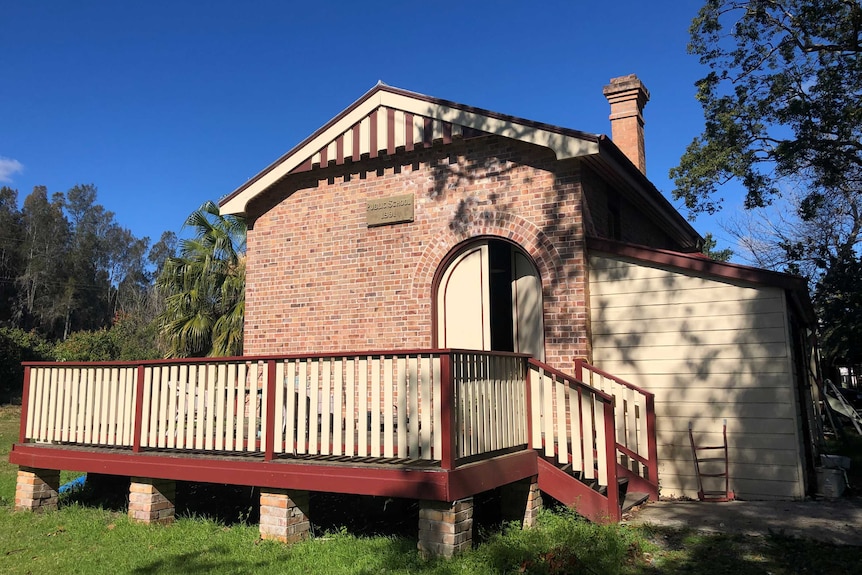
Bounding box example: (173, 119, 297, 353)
(1, 1, 728, 251)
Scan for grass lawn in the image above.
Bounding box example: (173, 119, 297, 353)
(1, 403, 861, 574)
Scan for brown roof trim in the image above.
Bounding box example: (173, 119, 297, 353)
(219, 83, 602, 209)
(379, 84, 602, 143)
(587, 236, 816, 323)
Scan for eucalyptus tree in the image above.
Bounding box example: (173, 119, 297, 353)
(672, 0, 862, 369)
(17, 186, 70, 335)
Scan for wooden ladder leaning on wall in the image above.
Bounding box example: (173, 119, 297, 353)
(688, 420, 734, 502)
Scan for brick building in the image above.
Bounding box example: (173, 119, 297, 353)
(221, 76, 821, 501)
(9, 75, 824, 558)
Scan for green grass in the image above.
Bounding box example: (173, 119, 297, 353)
(1, 404, 861, 574)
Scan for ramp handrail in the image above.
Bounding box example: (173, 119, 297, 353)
(527, 359, 619, 516)
(575, 359, 658, 495)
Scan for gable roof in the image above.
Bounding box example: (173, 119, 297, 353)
(220, 82, 601, 215)
(219, 83, 700, 250)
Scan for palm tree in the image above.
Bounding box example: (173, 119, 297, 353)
(156, 201, 246, 358)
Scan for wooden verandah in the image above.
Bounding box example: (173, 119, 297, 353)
(10, 349, 657, 522)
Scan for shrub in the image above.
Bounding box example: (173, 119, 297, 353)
(0, 327, 53, 404)
(53, 329, 118, 362)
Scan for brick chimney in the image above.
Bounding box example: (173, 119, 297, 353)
(602, 74, 650, 174)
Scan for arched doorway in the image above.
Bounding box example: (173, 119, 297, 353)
(436, 239, 545, 360)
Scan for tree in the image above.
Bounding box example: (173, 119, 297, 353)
(701, 232, 734, 262)
(0, 327, 52, 403)
(156, 201, 246, 358)
(0, 187, 23, 322)
(673, 0, 862, 217)
(17, 186, 71, 335)
(673, 0, 862, 369)
(815, 252, 862, 367)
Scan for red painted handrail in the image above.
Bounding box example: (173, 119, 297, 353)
(574, 359, 654, 398)
(576, 359, 659, 497)
(22, 348, 531, 368)
(528, 359, 614, 404)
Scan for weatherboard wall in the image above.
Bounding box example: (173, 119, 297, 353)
(588, 252, 805, 500)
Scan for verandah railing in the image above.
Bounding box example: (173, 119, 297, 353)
(19, 350, 529, 470)
(527, 358, 659, 509)
(575, 359, 658, 496)
(528, 360, 616, 489)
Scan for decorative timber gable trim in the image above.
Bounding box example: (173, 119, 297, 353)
(220, 83, 602, 216)
(219, 82, 701, 251)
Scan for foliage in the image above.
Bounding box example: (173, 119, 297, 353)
(0, 187, 23, 324)
(700, 232, 733, 261)
(0, 327, 52, 403)
(0, 182, 184, 370)
(156, 201, 246, 358)
(475, 509, 637, 574)
(50, 314, 161, 363)
(108, 312, 160, 361)
(52, 329, 118, 362)
(673, 0, 862, 216)
(674, 0, 862, 365)
(0, 184, 156, 341)
(815, 252, 862, 366)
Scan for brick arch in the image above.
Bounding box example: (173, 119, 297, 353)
(411, 210, 564, 311)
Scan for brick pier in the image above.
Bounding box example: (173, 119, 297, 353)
(417, 498, 474, 558)
(128, 477, 176, 524)
(259, 488, 311, 543)
(501, 476, 542, 528)
(15, 467, 59, 512)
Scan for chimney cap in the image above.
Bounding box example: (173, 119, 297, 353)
(602, 74, 650, 104)
(603, 74, 650, 174)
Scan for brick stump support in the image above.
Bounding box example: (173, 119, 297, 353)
(128, 477, 176, 524)
(418, 498, 474, 558)
(259, 488, 310, 543)
(501, 476, 542, 528)
(15, 467, 60, 512)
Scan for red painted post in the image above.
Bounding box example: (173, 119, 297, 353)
(603, 399, 621, 522)
(574, 358, 583, 382)
(265, 360, 277, 461)
(439, 352, 455, 470)
(18, 366, 31, 443)
(645, 394, 659, 499)
(132, 364, 146, 453)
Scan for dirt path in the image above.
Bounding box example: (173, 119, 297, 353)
(624, 497, 862, 546)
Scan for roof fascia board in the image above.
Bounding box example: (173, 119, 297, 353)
(221, 90, 387, 215)
(587, 236, 816, 322)
(587, 236, 806, 290)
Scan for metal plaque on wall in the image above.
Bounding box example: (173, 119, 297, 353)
(367, 194, 414, 227)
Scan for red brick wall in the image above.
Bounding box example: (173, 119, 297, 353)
(581, 166, 683, 251)
(244, 136, 590, 371)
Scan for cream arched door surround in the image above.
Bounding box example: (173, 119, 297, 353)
(436, 239, 545, 360)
